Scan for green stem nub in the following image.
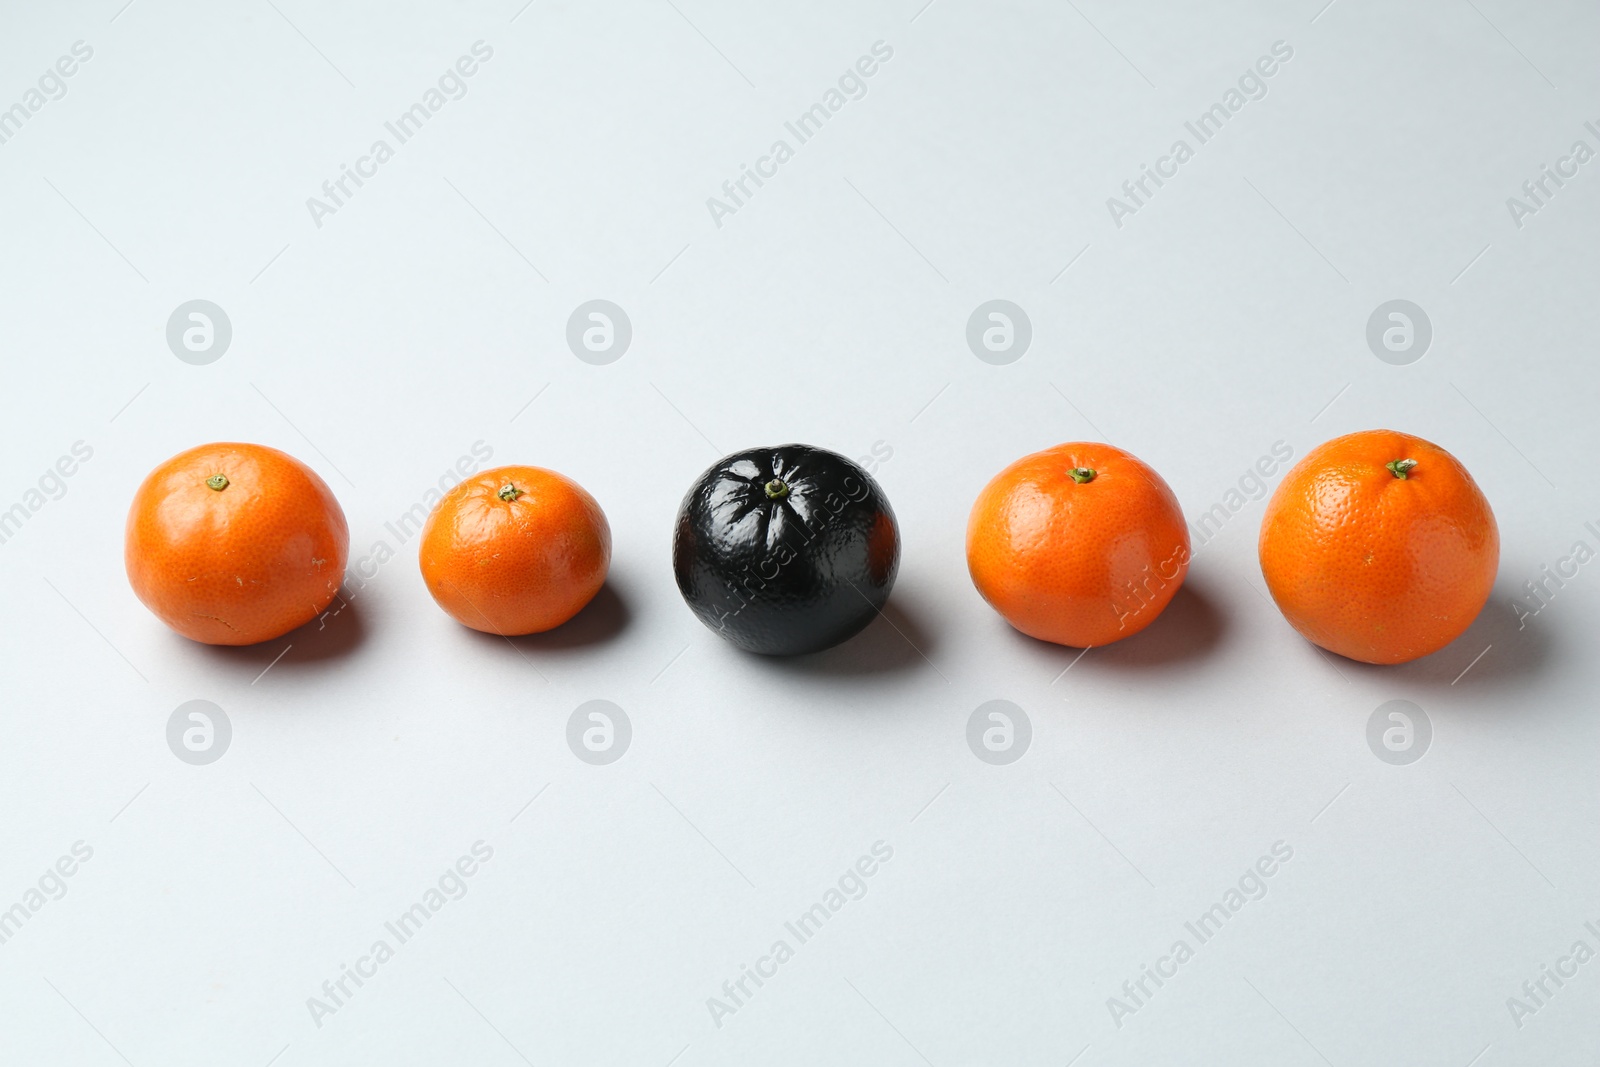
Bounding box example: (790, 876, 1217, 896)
(764, 478, 789, 500)
(1068, 467, 1097, 484)
(1386, 459, 1418, 480)
(206, 474, 229, 491)
(498, 483, 523, 502)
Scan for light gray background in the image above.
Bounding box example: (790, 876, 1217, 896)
(1, 0, 1597, 1063)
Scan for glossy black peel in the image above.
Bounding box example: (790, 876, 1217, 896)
(672, 444, 900, 655)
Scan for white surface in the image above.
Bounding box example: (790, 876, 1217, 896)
(2, 1, 1598, 1064)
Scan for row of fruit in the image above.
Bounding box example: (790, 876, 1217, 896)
(124, 430, 1498, 665)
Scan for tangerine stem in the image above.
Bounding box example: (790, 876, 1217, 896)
(1386, 458, 1418, 479)
(498, 483, 523, 501)
(764, 478, 789, 500)
(206, 474, 229, 491)
(1068, 467, 1096, 484)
